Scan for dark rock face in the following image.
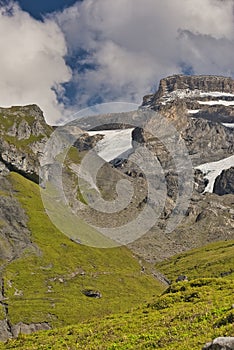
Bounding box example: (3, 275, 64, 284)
(0, 105, 53, 182)
(213, 167, 234, 195)
(82, 289, 102, 298)
(0, 176, 36, 261)
(176, 275, 188, 282)
(74, 133, 104, 151)
(202, 337, 234, 350)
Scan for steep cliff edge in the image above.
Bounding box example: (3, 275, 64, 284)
(139, 75, 234, 166)
(0, 105, 53, 182)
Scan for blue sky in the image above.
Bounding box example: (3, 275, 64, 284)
(0, 0, 233, 124)
(18, 0, 79, 19)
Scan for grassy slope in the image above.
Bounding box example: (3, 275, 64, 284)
(155, 240, 234, 281)
(1, 277, 233, 349)
(1, 221, 233, 349)
(2, 172, 163, 328)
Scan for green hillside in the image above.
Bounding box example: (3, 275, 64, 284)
(1, 225, 233, 349)
(1, 276, 233, 349)
(155, 240, 234, 281)
(1, 172, 163, 328)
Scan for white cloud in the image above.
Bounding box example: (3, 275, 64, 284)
(0, 2, 71, 124)
(54, 0, 234, 108)
(0, 0, 233, 123)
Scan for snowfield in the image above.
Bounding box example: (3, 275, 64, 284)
(196, 155, 234, 193)
(87, 127, 234, 195)
(88, 129, 134, 162)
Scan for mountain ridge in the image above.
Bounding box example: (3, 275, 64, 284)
(0, 74, 233, 345)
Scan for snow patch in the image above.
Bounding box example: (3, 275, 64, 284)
(160, 89, 234, 105)
(200, 91, 234, 97)
(88, 129, 134, 162)
(222, 123, 234, 128)
(162, 89, 234, 100)
(196, 155, 234, 193)
(188, 109, 200, 114)
(198, 100, 234, 106)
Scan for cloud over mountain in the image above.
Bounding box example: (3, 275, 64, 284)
(0, 0, 233, 123)
(0, 2, 71, 123)
(54, 0, 234, 109)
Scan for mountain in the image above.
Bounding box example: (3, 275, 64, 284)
(0, 74, 233, 347)
(71, 75, 234, 262)
(140, 74, 234, 165)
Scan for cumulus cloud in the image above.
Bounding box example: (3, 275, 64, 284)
(0, 2, 71, 124)
(0, 0, 233, 123)
(54, 0, 234, 109)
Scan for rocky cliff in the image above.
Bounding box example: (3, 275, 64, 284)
(0, 105, 53, 182)
(150, 74, 234, 100)
(139, 75, 234, 165)
(143, 75, 234, 111)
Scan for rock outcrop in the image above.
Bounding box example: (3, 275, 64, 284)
(139, 75, 234, 166)
(203, 337, 234, 350)
(149, 75, 234, 101)
(213, 167, 234, 195)
(74, 133, 104, 151)
(0, 176, 36, 262)
(11, 322, 51, 338)
(0, 105, 53, 182)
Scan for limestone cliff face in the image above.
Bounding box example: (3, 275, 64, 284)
(142, 75, 234, 123)
(153, 75, 234, 99)
(0, 105, 53, 182)
(137, 75, 234, 166)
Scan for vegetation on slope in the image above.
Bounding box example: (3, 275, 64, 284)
(1, 276, 233, 349)
(155, 240, 234, 281)
(1, 172, 163, 328)
(1, 220, 233, 349)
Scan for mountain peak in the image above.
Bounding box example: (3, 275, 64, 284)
(142, 74, 234, 108)
(156, 74, 234, 97)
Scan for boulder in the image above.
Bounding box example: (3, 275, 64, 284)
(82, 289, 102, 298)
(213, 167, 234, 195)
(11, 322, 51, 338)
(203, 337, 234, 350)
(0, 320, 12, 342)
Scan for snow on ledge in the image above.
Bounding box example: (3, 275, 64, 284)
(196, 155, 234, 193)
(222, 123, 234, 128)
(198, 100, 234, 106)
(88, 129, 134, 162)
(188, 109, 200, 114)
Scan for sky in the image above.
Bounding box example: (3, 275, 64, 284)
(0, 0, 233, 124)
